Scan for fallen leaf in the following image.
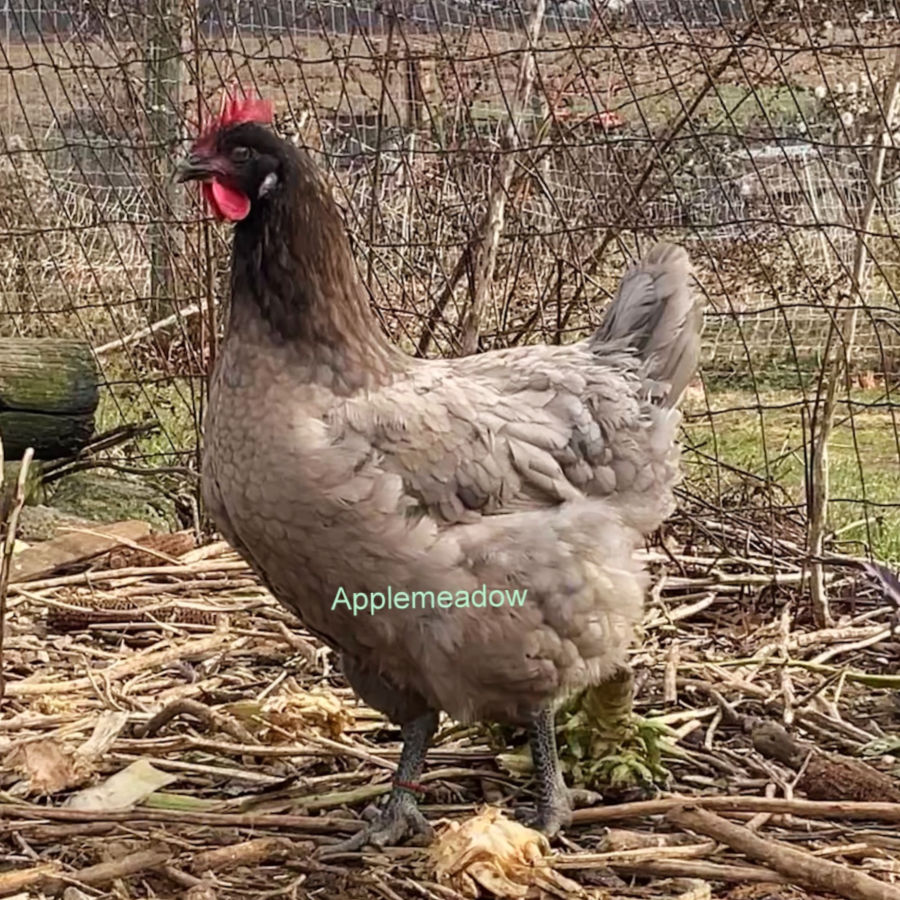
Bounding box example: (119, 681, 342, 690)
(496, 744, 534, 776)
(672, 879, 712, 900)
(65, 759, 176, 811)
(430, 807, 585, 899)
(62, 888, 94, 900)
(33, 695, 71, 716)
(227, 681, 352, 741)
(77, 711, 130, 761)
(4, 740, 90, 795)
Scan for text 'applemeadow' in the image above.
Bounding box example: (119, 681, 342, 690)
(331, 585, 529, 616)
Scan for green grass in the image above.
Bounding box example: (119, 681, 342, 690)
(94, 372, 203, 466)
(683, 387, 900, 562)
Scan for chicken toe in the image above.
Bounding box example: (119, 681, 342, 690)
(327, 792, 434, 853)
(322, 710, 438, 854)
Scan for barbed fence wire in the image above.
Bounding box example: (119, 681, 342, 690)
(1, 0, 899, 579)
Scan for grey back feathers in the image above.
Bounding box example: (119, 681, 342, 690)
(593, 243, 702, 407)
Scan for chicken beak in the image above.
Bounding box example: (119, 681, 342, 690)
(174, 154, 213, 184)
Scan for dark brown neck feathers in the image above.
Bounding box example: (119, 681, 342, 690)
(228, 146, 403, 389)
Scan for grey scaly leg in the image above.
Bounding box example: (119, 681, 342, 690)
(322, 710, 438, 853)
(516, 706, 600, 837)
(519, 706, 571, 837)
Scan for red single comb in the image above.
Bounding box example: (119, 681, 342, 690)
(193, 85, 274, 148)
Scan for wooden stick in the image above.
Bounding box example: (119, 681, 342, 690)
(571, 795, 900, 825)
(0, 802, 359, 834)
(10, 558, 250, 590)
(457, 0, 545, 354)
(191, 837, 302, 874)
(807, 47, 900, 627)
(0, 444, 32, 700)
(94, 303, 200, 357)
(2, 622, 231, 697)
(136, 697, 256, 744)
(606, 859, 787, 883)
(43, 847, 171, 893)
(667, 805, 900, 900)
(0, 862, 61, 895)
(14, 822, 116, 842)
(556, 841, 715, 868)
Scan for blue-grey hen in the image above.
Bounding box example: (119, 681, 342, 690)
(176, 90, 703, 850)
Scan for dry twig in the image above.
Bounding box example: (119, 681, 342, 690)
(667, 805, 900, 900)
(0, 442, 33, 701)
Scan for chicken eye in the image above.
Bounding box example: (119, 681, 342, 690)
(230, 146, 251, 163)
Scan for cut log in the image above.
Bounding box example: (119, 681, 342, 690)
(0, 339, 99, 460)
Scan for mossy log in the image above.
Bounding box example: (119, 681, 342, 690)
(0, 339, 99, 460)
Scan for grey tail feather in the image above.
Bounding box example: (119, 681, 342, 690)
(592, 242, 702, 408)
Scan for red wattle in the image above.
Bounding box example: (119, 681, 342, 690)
(202, 179, 251, 221)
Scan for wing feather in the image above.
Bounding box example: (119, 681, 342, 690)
(327, 343, 649, 525)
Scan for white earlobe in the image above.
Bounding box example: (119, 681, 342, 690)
(258, 173, 278, 197)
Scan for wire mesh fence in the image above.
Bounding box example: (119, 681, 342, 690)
(1, 0, 899, 563)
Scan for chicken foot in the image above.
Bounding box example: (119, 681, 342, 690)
(516, 706, 599, 838)
(323, 710, 438, 853)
